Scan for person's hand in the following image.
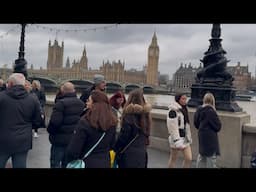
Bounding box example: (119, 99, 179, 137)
(174, 139, 185, 150)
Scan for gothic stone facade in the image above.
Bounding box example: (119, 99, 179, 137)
(173, 62, 252, 94)
(28, 33, 159, 85)
(227, 62, 251, 93)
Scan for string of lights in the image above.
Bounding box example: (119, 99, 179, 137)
(30, 24, 119, 33)
(0, 24, 120, 40)
(0, 24, 20, 39)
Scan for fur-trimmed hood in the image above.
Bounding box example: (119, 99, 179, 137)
(168, 101, 182, 111)
(123, 103, 152, 114)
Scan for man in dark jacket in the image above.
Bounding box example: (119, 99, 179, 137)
(0, 73, 42, 168)
(47, 82, 84, 168)
(80, 74, 106, 103)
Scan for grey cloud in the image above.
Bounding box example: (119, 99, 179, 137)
(1, 24, 256, 78)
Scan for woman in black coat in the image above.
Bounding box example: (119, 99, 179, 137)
(194, 92, 222, 168)
(114, 88, 152, 168)
(66, 90, 117, 168)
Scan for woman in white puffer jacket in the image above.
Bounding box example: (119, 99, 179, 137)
(166, 93, 192, 168)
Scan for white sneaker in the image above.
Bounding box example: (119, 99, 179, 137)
(33, 132, 39, 138)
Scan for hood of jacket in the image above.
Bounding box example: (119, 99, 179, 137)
(168, 101, 182, 111)
(6, 85, 28, 99)
(196, 104, 214, 119)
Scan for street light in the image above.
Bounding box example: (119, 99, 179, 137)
(13, 23, 28, 79)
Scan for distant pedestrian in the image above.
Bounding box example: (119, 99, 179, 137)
(25, 80, 45, 130)
(31, 80, 46, 137)
(47, 82, 84, 168)
(166, 93, 192, 168)
(80, 74, 106, 104)
(0, 73, 42, 168)
(194, 92, 221, 168)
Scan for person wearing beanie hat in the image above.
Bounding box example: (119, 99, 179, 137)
(166, 92, 192, 168)
(93, 74, 105, 86)
(80, 74, 106, 104)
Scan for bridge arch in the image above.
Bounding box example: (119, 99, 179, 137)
(143, 85, 154, 94)
(106, 81, 124, 93)
(125, 84, 141, 93)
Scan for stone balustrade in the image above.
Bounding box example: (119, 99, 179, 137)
(44, 101, 256, 168)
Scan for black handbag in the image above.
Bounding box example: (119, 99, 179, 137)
(179, 128, 186, 137)
(178, 116, 186, 138)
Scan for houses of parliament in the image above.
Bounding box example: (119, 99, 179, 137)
(27, 32, 160, 86)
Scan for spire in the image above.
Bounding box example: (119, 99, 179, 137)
(83, 45, 86, 56)
(66, 57, 70, 68)
(151, 31, 158, 47)
(54, 39, 58, 46)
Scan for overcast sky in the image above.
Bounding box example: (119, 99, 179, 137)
(1, 24, 256, 78)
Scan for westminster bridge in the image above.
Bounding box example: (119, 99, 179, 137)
(0, 68, 169, 94)
(27, 75, 164, 94)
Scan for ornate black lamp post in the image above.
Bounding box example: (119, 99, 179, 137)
(13, 24, 28, 79)
(187, 24, 242, 112)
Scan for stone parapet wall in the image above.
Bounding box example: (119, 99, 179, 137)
(44, 101, 256, 168)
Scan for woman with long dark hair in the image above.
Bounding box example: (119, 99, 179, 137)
(114, 88, 152, 168)
(66, 90, 117, 168)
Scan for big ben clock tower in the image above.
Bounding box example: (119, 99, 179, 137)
(146, 32, 159, 86)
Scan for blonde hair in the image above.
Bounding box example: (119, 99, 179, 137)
(203, 92, 216, 109)
(32, 80, 41, 90)
(24, 80, 32, 92)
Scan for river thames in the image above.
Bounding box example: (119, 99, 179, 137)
(46, 93, 256, 123)
(145, 94, 256, 122)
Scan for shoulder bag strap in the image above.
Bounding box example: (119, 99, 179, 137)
(119, 133, 139, 154)
(83, 132, 106, 159)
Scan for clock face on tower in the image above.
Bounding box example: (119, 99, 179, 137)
(155, 49, 159, 56)
(149, 49, 154, 56)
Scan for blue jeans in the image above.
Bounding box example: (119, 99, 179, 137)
(50, 145, 68, 168)
(196, 154, 217, 168)
(0, 151, 28, 168)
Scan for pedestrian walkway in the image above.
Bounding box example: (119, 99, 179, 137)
(25, 129, 195, 168)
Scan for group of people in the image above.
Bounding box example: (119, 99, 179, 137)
(167, 92, 221, 168)
(0, 72, 222, 168)
(47, 74, 152, 168)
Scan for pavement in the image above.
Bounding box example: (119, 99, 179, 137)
(7, 129, 196, 168)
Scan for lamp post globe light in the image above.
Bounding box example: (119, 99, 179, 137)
(13, 24, 28, 79)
